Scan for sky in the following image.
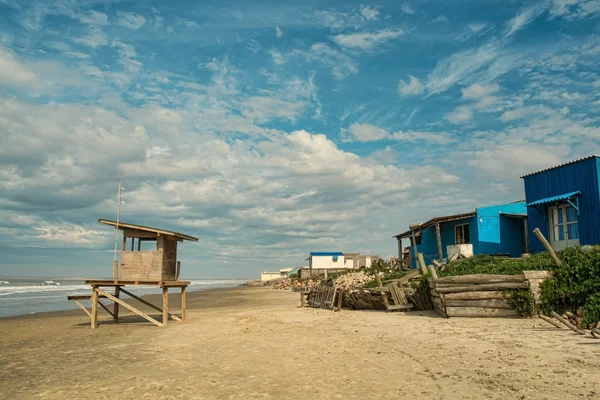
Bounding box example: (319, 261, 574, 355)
(0, 0, 599, 279)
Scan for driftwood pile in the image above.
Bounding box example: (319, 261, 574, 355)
(430, 273, 527, 318)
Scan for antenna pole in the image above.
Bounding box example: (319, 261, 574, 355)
(113, 175, 122, 262)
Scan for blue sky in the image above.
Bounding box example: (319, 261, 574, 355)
(0, 0, 599, 279)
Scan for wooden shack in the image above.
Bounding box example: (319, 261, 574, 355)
(99, 219, 198, 282)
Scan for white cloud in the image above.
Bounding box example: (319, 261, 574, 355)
(116, 11, 146, 30)
(504, 3, 547, 38)
(425, 43, 501, 94)
(549, 0, 600, 20)
(391, 130, 455, 145)
(343, 123, 390, 142)
(275, 26, 283, 38)
(175, 17, 200, 28)
(359, 5, 381, 20)
(32, 222, 108, 247)
(462, 82, 500, 99)
(297, 43, 359, 79)
(433, 15, 448, 23)
(332, 28, 403, 50)
(0, 45, 42, 88)
(112, 39, 142, 73)
(468, 23, 487, 33)
(73, 25, 108, 48)
(312, 9, 363, 31)
(446, 106, 473, 124)
(401, 3, 415, 14)
(398, 76, 424, 95)
(269, 50, 285, 64)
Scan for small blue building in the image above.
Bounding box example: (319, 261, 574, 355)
(394, 201, 528, 268)
(522, 155, 600, 253)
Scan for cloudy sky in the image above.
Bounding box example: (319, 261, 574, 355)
(1, 0, 599, 279)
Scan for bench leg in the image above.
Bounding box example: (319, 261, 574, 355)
(162, 287, 168, 327)
(181, 287, 187, 321)
(113, 287, 120, 323)
(91, 287, 99, 329)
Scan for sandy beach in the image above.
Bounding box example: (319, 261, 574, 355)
(1, 286, 599, 400)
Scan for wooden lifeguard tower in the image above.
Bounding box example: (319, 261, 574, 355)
(69, 219, 198, 328)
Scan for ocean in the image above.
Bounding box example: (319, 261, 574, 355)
(0, 277, 248, 318)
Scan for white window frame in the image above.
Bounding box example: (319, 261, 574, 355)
(548, 203, 580, 251)
(454, 223, 471, 245)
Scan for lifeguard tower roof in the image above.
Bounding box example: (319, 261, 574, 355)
(98, 219, 198, 242)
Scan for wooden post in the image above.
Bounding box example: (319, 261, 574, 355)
(417, 253, 428, 275)
(397, 238, 402, 259)
(533, 228, 561, 266)
(113, 260, 119, 283)
(435, 223, 443, 262)
(411, 231, 418, 269)
(538, 314, 564, 329)
(428, 265, 438, 282)
(550, 311, 585, 334)
(91, 287, 99, 329)
(113, 286, 120, 322)
(122, 236, 126, 251)
(162, 287, 169, 327)
(337, 289, 343, 310)
(181, 286, 187, 320)
(137, 239, 141, 251)
(131, 237, 134, 252)
(523, 218, 530, 254)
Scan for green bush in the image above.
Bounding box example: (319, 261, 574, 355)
(503, 289, 534, 318)
(438, 253, 555, 277)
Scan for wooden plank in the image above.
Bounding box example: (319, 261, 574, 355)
(181, 286, 187, 320)
(119, 288, 181, 322)
(91, 287, 99, 329)
(538, 314, 565, 329)
(446, 307, 518, 318)
(533, 228, 561, 267)
(398, 270, 421, 284)
(435, 223, 443, 261)
(113, 260, 119, 283)
(98, 301, 115, 318)
(73, 300, 92, 318)
(162, 287, 169, 326)
(113, 286, 120, 322)
(443, 291, 507, 300)
(84, 280, 190, 286)
(417, 253, 428, 275)
(444, 299, 512, 309)
(428, 265, 439, 282)
(436, 274, 526, 284)
(96, 288, 163, 327)
(436, 282, 529, 293)
(68, 295, 108, 300)
(387, 304, 413, 310)
(550, 311, 585, 334)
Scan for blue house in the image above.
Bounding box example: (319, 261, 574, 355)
(394, 201, 528, 268)
(522, 155, 600, 253)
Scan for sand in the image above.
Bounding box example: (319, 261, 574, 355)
(1, 286, 599, 400)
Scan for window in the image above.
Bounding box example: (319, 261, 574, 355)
(332, 256, 338, 262)
(455, 224, 470, 245)
(548, 204, 579, 250)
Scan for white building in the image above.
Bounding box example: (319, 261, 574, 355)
(308, 252, 348, 269)
(261, 271, 281, 281)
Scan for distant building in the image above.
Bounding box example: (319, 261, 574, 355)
(260, 271, 281, 282)
(279, 268, 293, 277)
(394, 201, 528, 268)
(307, 252, 345, 269)
(522, 155, 600, 252)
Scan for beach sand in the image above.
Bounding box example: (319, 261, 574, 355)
(1, 286, 599, 400)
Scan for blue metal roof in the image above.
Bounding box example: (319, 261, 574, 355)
(520, 155, 599, 178)
(309, 252, 343, 256)
(526, 191, 581, 207)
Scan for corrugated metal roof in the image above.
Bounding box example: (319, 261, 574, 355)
(520, 155, 599, 178)
(393, 211, 476, 239)
(309, 252, 344, 256)
(526, 191, 581, 207)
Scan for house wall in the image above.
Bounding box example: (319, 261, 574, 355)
(261, 272, 281, 281)
(523, 157, 600, 253)
(411, 217, 475, 267)
(476, 202, 526, 257)
(310, 255, 346, 269)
